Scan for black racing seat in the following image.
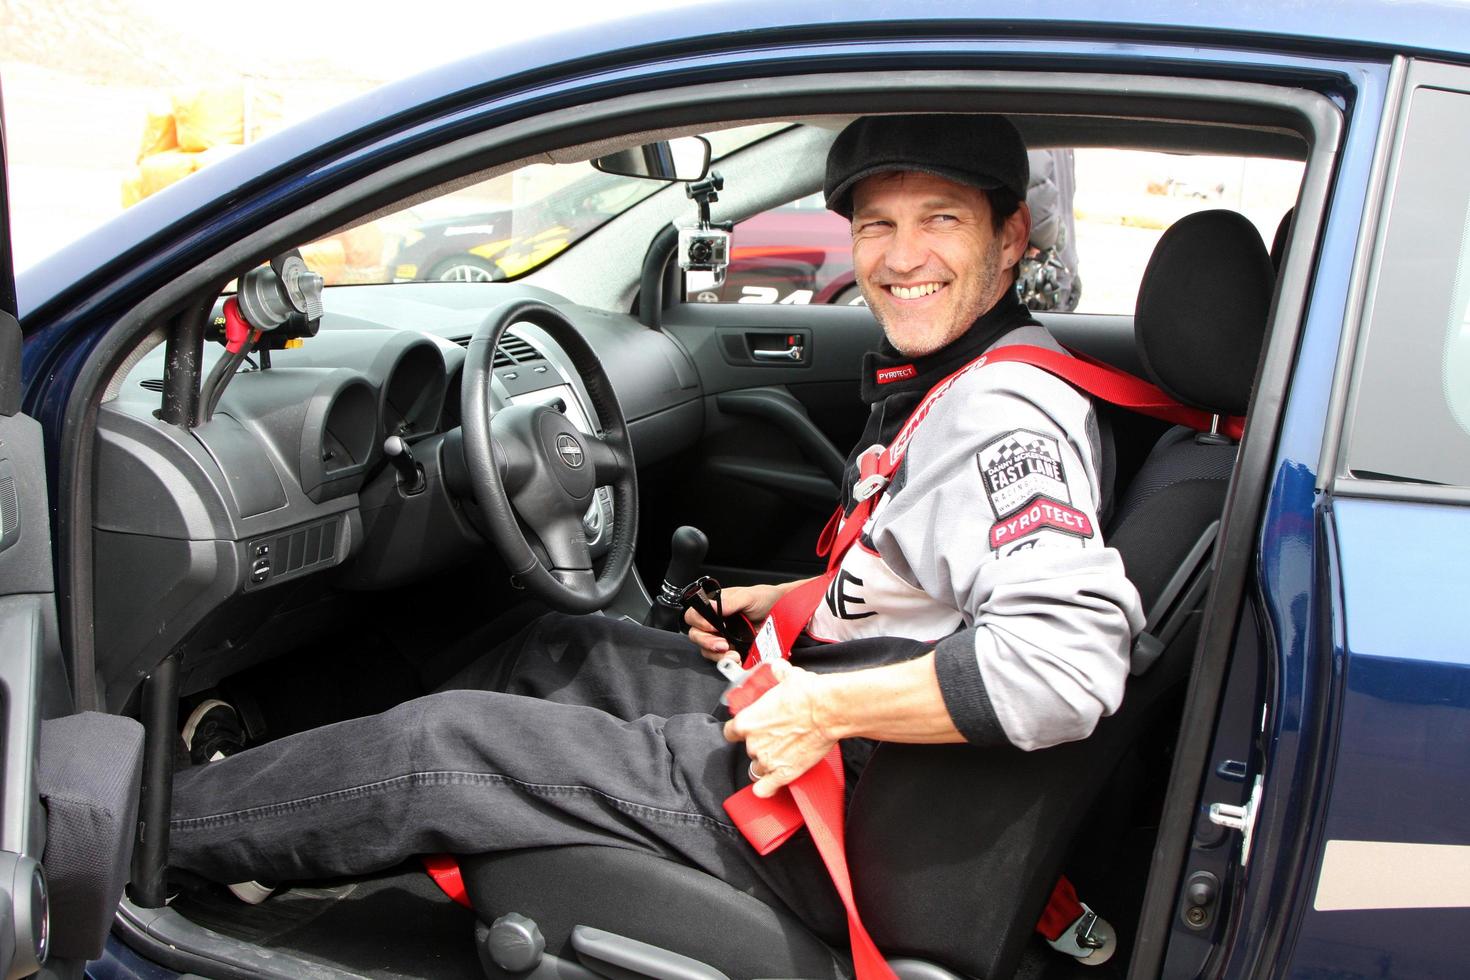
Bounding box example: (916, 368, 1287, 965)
(459, 209, 1275, 980)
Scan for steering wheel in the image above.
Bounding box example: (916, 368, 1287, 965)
(459, 298, 638, 613)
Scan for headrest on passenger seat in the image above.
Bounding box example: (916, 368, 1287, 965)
(1134, 209, 1274, 418)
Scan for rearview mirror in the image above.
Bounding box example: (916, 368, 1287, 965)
(592, 136, 711, 182)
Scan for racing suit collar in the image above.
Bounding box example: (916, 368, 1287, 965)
(841, 296, 1039, 510)
(859, 294, 1037, 405)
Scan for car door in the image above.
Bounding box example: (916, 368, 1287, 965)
(1280, 61, 1470, 979)
(0, 79, 57, 978)
(0, 82, 144, 977)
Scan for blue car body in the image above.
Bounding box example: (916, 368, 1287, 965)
(8, 2, 1470, 978)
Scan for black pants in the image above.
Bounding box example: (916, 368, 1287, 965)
(170, 612, 926, 937)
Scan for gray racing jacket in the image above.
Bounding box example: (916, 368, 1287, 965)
(806, 297, 1145, 751)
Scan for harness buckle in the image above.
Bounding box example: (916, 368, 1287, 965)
(852, 473, 888, 502)
(1046, 903, 1116, 966)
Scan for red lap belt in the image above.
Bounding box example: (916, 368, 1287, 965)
(722, 344, 1230, 977)
(724, 661, 892, 978)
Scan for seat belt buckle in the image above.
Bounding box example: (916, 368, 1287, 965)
(1046, 903, 1116, 966)
(715, 656, 750, 706)
(852, 473, 888, 502)
(851, 443, 889, 503)
(719, 660, 779, 714)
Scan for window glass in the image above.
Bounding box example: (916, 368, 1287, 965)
(295, 123, 787, 286)
(1069, 150, 1299, 314)
(1346, 86, 1470, 487)
(689, 149, 1301, 314)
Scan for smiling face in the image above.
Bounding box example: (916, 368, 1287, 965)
(850, 171, 1030, 357)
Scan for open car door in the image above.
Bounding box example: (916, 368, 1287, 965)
(0, 81, 144, 978)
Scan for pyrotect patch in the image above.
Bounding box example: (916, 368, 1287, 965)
(875, 364, 917, 385)
(988, 497, 1094, 550)
(978, 429, 1070, 517)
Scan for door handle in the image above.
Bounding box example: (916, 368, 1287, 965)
(751, 346, 804, 362)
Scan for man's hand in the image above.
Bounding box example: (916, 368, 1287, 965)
(684, 583, 789, 662)
(728, 655, 966, 797)
(723, 661, 836, 798)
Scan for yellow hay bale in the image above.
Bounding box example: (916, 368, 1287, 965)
(194, 143, 242, 170)
(338, 224, 385, 269)
(136, 98, 178, 162)
(298, 239, 348, 286)
(173, 83, 283, 152)
(121, 169, 148, 208)
(138, 149, 201, 198)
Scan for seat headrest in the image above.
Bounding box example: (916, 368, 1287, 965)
(1134, 209, 1274, 418)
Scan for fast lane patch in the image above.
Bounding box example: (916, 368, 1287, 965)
(978, 430, 1071, 517)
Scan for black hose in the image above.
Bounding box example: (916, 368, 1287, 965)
(199, 347, 246, 423)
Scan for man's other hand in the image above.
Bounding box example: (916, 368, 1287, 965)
(684, 583, 788, 661)
(723, 661, 836, 798)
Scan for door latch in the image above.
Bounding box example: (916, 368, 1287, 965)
(748, 332, 806, 363)
(1208, 774, 1263, 865)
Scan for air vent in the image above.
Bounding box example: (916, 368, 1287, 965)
(494, 334, 541, 368)
(452, 333, 543, 367)
(140, 378, 165, 392)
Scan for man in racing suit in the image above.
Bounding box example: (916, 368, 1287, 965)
(168, 114, 1144, 938)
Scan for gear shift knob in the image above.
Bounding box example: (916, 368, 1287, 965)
(645, 525, 708, 630)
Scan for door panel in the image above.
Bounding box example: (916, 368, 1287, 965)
(0, 76, 51, 979)
(652, 302, 879, 584)
(0, 358, 55, 977)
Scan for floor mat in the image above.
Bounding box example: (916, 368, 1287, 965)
(172, 866, 483, 979)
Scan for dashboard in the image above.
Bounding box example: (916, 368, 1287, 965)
(94, 282, 703, 710)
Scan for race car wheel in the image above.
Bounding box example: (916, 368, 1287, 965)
(458, 298, 638, 613)
(431, 255, 499, 282)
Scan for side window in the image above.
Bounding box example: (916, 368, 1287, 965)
(1344, 85, 1470, 488)
(1068, 149, 1298, 314)
(689, 150, 1300, 313)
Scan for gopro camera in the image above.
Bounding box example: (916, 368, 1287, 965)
(678, 226, 730, 275)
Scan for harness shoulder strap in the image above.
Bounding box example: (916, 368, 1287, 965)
(982, 344, 1244, 440)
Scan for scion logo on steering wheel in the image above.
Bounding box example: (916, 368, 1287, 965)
(556, 433, 585, 468)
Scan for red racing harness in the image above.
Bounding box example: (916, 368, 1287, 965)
(720, 345, 1241, 980)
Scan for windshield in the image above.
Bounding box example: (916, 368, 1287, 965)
(304, 123, 788, 286)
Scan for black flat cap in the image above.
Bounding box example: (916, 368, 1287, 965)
(824, 114, 1029, 218)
